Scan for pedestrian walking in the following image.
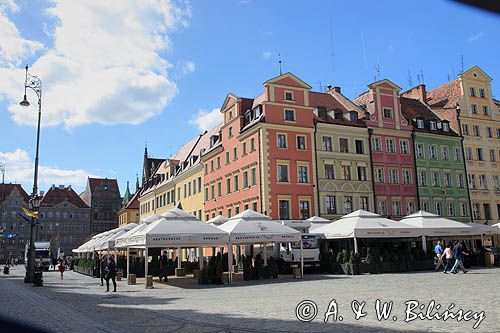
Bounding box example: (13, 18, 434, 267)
(105, 257, 117, 292)
(58, 256, 67, 280)
(441, 243, 454, 273)
(100, 255, 108, 286)
(159, 251, 168, 282)
(52, 256, 57, 271)
(450, 242, 468, 274)
(434, 240, 444, 271)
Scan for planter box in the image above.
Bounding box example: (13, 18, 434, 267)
(145, 275, 154, 289)
(175, 268, 186, 277)
(128, 274, 136, 285)
(359, 263, 377, 274)
(292, 267, 302, 279)
(116, 272, 122, 281)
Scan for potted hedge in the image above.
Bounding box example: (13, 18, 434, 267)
(350, 252, 361, 275)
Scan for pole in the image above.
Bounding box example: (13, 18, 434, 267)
(144, 246, 148, 286)
(263, 243, 267, 266)
(177, 247, 181, 269)
(422, 235, 427, 254)
(126, 247, 130, 280)
(300, 238, 304, 278)
(227, 242, 233, 284)
(198, 246, 203, 269)
(354, 237, 358, 254)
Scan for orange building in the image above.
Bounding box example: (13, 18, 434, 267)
(202, 73, 317, 220)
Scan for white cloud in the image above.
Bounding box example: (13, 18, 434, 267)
(0, 0, 191, 128)
(189, 108, 221, 132)
(469, 32, 485, 42)
(262, 51, 272, 60)
(0, 148, 97, 192)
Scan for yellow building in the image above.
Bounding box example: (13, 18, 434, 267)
(139, 126, 220, 221)
(428, 66, 500, 225)
(117, 191, 140, 226)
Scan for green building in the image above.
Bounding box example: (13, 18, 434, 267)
(401, 97, 471, 222)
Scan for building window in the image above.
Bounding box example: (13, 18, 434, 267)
(372, 137, 381, 152)
(250, 138, 255, 151)
(242, 142, 247, 155)
(460, 203, 468, 216)
(277, 164, 289, 182)
(229, 127, 233, 137)
(217, 182, 222, 197)
(251, 168, 257, 186)
(489, 149, 496, 162)
(204, 187, 208, 202)
(430, 121, 437, 130)
(386, 138, 395, 153)
(217, 156, 221, 169)
(392, 201, 401, 216)
(473, 203, 481, 219)
(211, 185, 215, 199)
(243, 171, 249, 188)
(406, 201, 415, 215)
(486, 127, 493, 138)
(277, 134, 287, 148)
(285, 109, 295, 121)
(469, 174, 476, 189)
(360, 197, 369, 211)
(279, 200, 290, 220)
(322, 137, 333, 152)
(378, 200, 387, 216)
(422, 201, 429, 212)
(341, 165, 351, 180)
(476, 148, 483, 161)
(454, 147, 461, 161)
(210, 160, 214, 172)
(462, 124, 469, 136)
(226, 178, 231, 194)
(493, 175, 500, 190)
(298, 165, 309, 183)
(470, 87, 476, 97)
(416, 118, 424, 128)
(429, 145, 437, 159)
(233, 147, 238, 160)
(400, 140, 409, 154)
(403, 169, 411, 185)
(473, 125, 480, 136)
(389, 169, 398, 184)
(479, 175, 487, 189)
(252, 202, 258, 211)
(285, 91, 293, 101)
(472, 104, 478, 114)
(343, 196, 353, 214)
(448, 203, 455, 216)
(357, 166, 367, 181)
(234, 174, 239, 191)
(375, 168, 384, 183)
(355, 140, 364, 154)
(416, 143, 424, 158)
(445, 173, 453, 187)
(339, 138, 349, 153)
(441, 146, 449, 160)
(183, 184, 187, 198)
(228, 208, 232, 218)
(431, 172, 440, 187)
(479, 88, 485, 98)
(483, 105, 489, 115)
(325, 196, 336, 214)
(226, 151, 230, 164)
(383, 107, 392, 118)
(299, 201, 310, 219)
(297, 136, 306, 150)
(457, 173, 465, 188)
(435, 202, 442, 216)
(465, 147, 473, 160)
(235, 206, 240, 215)
(324, 164, 335, 179)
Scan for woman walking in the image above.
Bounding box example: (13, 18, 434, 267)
(58, 256, 67, 280)
(105, 257, 117, 292)
(441, 243, 454, 274)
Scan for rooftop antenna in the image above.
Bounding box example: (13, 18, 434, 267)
(447, 74, 451, 82)
(315, 81, 323, 92)
(278, 53, 282, 75)
(374, 57, 380, 82)
(420, 69, 425, 84)
(460, 54, 464, 74)
(452, 67, 456, 79)
(417, 73, 421, 85)
(408, 70, 413, 88)
(329, 17, 335, 84)
(361, 32, 369, 80)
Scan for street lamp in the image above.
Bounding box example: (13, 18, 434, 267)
(20, 65, 43, 284)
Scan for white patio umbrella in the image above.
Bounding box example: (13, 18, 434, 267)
(218, 210, 302, 281)
(207, 215, 228, 226)
(311, 210, 420, 253)
(307, 216, 331, 231)
(125, 208, 229, 285)
(400, 211, 479, 253)
(467, 222, 500, 245)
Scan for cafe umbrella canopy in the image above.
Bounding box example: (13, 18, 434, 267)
(122, 208, 229, 285)
(311, 210, 421, 253)
(217, 209, 302, 282)
(207, 215, 228, 226)
(307, 216, 331, 232)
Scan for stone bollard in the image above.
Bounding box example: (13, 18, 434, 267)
(222, 272, 230, 284)
(192, 269, 201, 279)
(175, 268, 186, 277)
(116, 271, 122, 281)
(292, 267, 302, 279)
(128, 274, 136, 285)
(145, 275, 154, 289)
(232, 265, 239, 273)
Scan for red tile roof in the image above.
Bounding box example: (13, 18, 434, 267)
(123, 190, 140, 210)
(309, 92, 349, 112)
(426, 80, 461, 108)
(0, 184, 30, 202)
(40, 186, 89, 208)
(88, 178, 119, 193)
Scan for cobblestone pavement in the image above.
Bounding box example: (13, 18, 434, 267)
(1, 266, 499, 333)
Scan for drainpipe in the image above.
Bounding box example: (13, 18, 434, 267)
(313, 121, 321, 217)
(456, 104, 473, 222)
(367, 128, 377, 213)
(258, 128, 264, 214)
(411, 131, 421, 211)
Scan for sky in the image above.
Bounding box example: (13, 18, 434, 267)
(0, 0, 499, 196)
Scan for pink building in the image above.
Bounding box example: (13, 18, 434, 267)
(353, 80, 417, 219)
(202, 73, 317, 220)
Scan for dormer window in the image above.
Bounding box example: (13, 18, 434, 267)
(316, 106, 327, 119)
(228, 111, 232, 119)
(416, 118, 424, 129)
(254, 105, 261, 117)
(442, 122, 450, 132)
(284, 91, 293, 101)
(383, 108, 392, 119)
(349, 111, 358, 122)
(437, 121, 442, 129)
(429, 120, 437, 130)
(333, 109, 343, 120)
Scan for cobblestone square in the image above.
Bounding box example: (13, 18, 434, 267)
(1, 266, 499, 333)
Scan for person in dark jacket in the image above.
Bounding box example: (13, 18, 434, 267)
(105, 257, 117, 292)
(159, 251, 168, 282)
(451, 242, 468, 274)
(100, 255, 108, 286)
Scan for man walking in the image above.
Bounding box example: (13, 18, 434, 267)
(159, 250, 168, 282)
(434, 240, 444, 271)
(450, 242, 468, 274)
(100, 255, 107, 286)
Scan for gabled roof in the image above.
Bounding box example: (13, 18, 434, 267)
(309, 92, 366, 128)
(0, 183, 29, 202)
(264, 72, 312, 89)
(123, 190, 140, 210)
(426, 79, 461, 108)
(367, 79, 402, 91)
(41, 186, 89, 208)
(88, 178, 120, 193)
(352, 91, 371, 112)
(463, 65, 492, 81)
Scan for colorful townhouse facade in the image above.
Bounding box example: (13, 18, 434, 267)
(400, 95, 471, 222)
(311, 89, 374, 220)
(427, 66, 500, 225)
(0, 183, 29, 261)
(353, 80, 418, 219)
(202, 73, 317, 220)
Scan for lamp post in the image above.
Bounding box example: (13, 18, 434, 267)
(0, 163, 5, 258)
(20, 65, 43, 284)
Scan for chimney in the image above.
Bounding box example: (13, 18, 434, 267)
(402, 84, 427, 103)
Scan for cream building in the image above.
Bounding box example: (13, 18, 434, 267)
(428, 66, 500, 225)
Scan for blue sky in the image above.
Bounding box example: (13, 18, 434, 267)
(0, 0, 499, 195)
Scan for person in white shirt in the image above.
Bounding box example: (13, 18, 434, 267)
(441, 243, 454, 274)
